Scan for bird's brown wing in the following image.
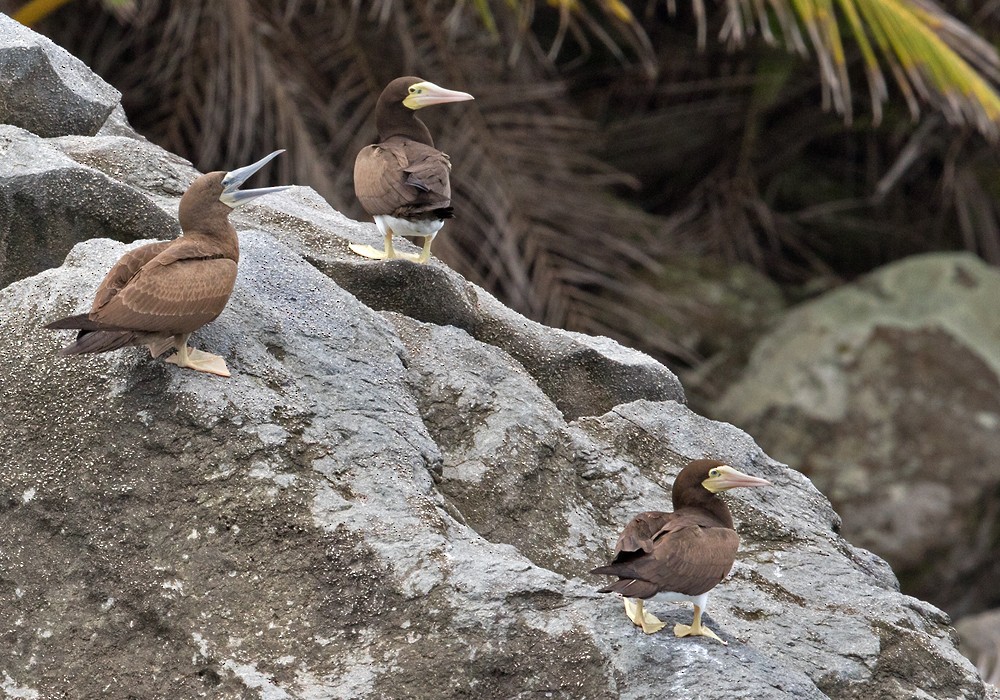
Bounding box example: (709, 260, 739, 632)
(89, 240, 172, 313)
(595, 511, 739, 597)
(354, 137, 451, 217)
(610, 511, 675, 559)
(90, 239, 237, 335)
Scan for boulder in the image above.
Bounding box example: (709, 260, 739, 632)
(0, 125, 177, 289)
(715, 253, 1000, 619)
(0, 13, 121, 137)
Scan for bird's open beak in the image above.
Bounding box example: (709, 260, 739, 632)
(403, 81, 474, 110)
(220, 150, 291, 208)
(702, 465, 772, 493)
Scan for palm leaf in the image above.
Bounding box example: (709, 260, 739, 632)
(499, 0, 1000, 136)
(719, 0, 1000, 134)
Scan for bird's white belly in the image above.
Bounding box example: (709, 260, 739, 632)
(375, 214, 443, 238)
(646, 590, 710, 609)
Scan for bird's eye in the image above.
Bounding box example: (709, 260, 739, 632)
(709, 469, 720, 478)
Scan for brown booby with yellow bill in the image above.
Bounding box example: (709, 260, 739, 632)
(592, 459, 771, 644)
(350, 76, 474, 263)
(46, 150, 290, 377)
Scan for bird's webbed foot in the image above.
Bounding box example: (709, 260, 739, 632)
(673, 605, 727, 645)
(165, 345, 231, 377)
(624, 598, 667, 634)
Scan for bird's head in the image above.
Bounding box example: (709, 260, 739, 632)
(179, 150, 290, 232)
(382, 76, 473, 110)
(672, 459, 771, 509)
(699, 462, 772, 493)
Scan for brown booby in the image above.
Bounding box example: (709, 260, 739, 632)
(592, 459, 771, 644)
(46, 150, 290, 378)
(350, 76, 474, 263)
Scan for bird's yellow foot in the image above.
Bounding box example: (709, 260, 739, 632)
(624, 598, 666, 634)
(166, 346, 231, 377)
(348, 243, 422, 263)
(674, 605, 727, 645)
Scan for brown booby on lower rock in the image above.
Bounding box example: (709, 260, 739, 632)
(350, 76, 473, 264)
(592, 459, 771, 644)
(46, 150, 290, 377)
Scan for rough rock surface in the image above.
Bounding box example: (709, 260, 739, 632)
(0, 21, 992, 700)
(715, 253, 1000, 620)
(0, 14, 121, 137)
(0, 125, 178, 288)
(0, 230, 988, 699)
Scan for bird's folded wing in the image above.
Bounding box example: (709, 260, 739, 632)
(632, 525, 740, 596)
(402, 152, 450, 199)
(91, 253, 237, 334)
(89, 240, 172, 312)
(355, 140, 451, 216)
(613, 511, 675, 558)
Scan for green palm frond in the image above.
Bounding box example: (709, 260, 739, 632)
(501, 0, 1000, 137)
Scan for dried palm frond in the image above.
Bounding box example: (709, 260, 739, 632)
(496, 0, 1000, 137)
(68, 1, 338, 199)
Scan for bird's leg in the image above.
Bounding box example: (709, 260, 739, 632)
(416, 235, 434, 263)
(624, 598, 666, 634)
(383, 231, 397, 259)
(165, 334, 231, 378)
(146, 336, 177, 358)
(674, 604, 727, 645)
(348, 227, 396, 260)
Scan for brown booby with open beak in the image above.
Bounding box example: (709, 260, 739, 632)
(592, 459, 771, 644)
(46, 150, 290, 378)
(350, 76, 474, 263)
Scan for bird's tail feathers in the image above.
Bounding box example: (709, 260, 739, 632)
(595, 577, 659, 598)
(45, 313, 102, 331)
(59, 329, 140, 355)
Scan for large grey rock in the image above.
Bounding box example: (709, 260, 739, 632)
(0, 125, 178, 288)
(261, 200, 686, 420)
(0, 13, 121, 137)
(714, 253, 1000, 618)
(0, 199, 989, 698)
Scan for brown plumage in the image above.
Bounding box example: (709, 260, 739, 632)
(47, 151, 289, 377)
(592, 459, 770, 642)
(350, 76, 474, 263)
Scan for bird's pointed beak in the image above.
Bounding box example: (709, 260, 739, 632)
(220, 150, 291, 208)
(703, 465, 772, 493)
(403, 81, 474, 110)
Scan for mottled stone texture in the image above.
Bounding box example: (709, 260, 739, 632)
(0, 126, 178, 288)
(716, 253, 1000, 620)
(0, 19, 991, 700)
(0, 13, 120, 137)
